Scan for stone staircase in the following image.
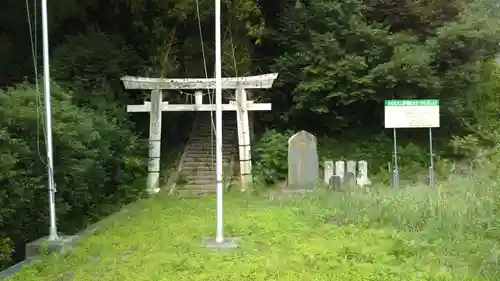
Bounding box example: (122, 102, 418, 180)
(174, 112, 237, 196)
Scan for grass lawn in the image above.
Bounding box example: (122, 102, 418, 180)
(9, 180, 500, 281)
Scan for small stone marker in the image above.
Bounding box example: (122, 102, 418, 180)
(287, 130, 319, 191)
(346, 160, 356, 186)
(356, 160, 371, 188)
(324, 160, 334, 185)
(335, 161, 345, 183)
(329, 175, 341, 190)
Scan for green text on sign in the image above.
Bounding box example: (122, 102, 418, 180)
(384, 99, 439, 107)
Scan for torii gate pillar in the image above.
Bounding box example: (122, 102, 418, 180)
(235, 88, 252, 190)
(147, 89, 162, 194)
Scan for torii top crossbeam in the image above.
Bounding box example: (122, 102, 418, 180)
(121, 73, 278, 90)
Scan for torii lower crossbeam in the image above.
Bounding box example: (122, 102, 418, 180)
(127, 102, 271, 113)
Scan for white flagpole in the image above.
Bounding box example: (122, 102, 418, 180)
(41, 0, 59, 240)
(214, 0, 224, 243)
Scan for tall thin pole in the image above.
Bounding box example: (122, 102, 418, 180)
(392, 128, 399, 189)
(428, 128, 435, 187)
(215, 0, 224, 243)
(41, 0, 59, 241)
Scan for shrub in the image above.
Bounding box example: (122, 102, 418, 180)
(252, 129, 293, 185)
(0, 83, 147, 266)
(0, 238, 13, 268)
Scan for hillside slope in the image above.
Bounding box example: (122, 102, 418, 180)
(8, 189, 492, 281)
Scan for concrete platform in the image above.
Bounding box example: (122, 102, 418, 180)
(25, 235, 80, 260)
(201, 237, 240, 251)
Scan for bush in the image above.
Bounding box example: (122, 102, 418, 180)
(0, 238, 13, 268)
(0, 83, 147, 266)
(252, 129, 293, 185)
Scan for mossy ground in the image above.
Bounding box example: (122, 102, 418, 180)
(9, 179, 500, 281)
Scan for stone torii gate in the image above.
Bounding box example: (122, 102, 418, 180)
(121, 73, 278, 194)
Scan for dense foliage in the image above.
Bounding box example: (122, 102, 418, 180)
(51, 30, 144, 111)
(0, 84, 147, 265)
(266, 0, 500, 131)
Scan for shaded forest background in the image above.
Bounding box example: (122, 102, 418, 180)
(1, 0, 500, 269)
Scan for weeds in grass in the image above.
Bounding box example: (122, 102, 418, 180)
(8, 169, 500, 281)
(304, 169, 500, 279)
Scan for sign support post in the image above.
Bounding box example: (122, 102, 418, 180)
(384, 99, 440, 188)
(428, 128, 435, 187)
(392, 128, 399, 189)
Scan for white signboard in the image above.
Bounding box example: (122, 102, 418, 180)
(384, 99, 440, 128)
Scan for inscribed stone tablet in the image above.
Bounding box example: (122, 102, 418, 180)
(287, 131, 319, 190)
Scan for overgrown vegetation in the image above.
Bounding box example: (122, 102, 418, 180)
(51, 30, 144, 112)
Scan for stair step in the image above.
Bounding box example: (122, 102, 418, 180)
(199, 118, 236, 121)
(196, 125, 238, 131)
(186, 150, 234, 153)
(184, 179, 219, 185)
(197, 124, 236, 128)
(185, 152, 233, 156)
(203, 123, 236, 125)
(187, 145, 233, 149)
(197, 130, 236, 134)
(178, 182, 234, 189)
(177, 180, 237, 191)
(189, 137, 236, 145)
(184, 170, 217, 176)
(197, 128, 237, 132)
(182, 161, 230, 165)
(184, 150, 232, 155)
(188, 145, 234, 149)
(187, 143, 234, 147)
(195, 134, 236, 138)
(181, 171, 235, 176)
(183, 156, 232, 161)
(193, 139, 235, 143)
(188, 171, 219, 177)
(181, 165, 214, 171)
(176, 190, 215, 198)
(184, 152, 232, 157)
(182, 161, 231, 167)
(189, 138, 235, 141)
(183, 157, 231, 162)
(184, 153, 232, 158)
(191, 132, 236, 135)
(195, 130, 236, 133)
(199, 121, 236, 124)
(187, 176, 216, 181)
